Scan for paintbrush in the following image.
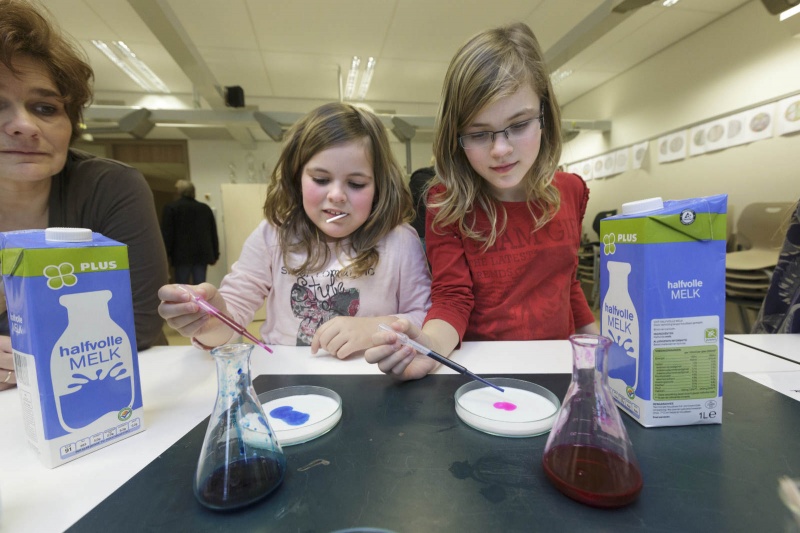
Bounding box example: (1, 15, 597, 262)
(178, 285, 273, 353)
(378, 324, 503, 392)
(326, 213, 349, 223)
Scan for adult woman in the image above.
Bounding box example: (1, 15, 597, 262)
(0, 0, 168, 390)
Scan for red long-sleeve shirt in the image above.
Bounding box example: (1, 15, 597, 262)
(424, 172, 595, 342)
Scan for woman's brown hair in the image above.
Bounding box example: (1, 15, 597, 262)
(0, 0, 94, 142)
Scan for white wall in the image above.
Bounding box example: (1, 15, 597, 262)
(559, 1, 800, 240)
(187, 139, 434, 286)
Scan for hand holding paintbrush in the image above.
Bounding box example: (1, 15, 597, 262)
(378, 324, 503, 392)
(157, 284, 273, 353)
(177, 285, 273, 353)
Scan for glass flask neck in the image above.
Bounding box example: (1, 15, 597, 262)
(569, 334, 611, 383)
(210, 343, 254, 400)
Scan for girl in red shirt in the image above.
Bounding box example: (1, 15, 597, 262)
(366, 22, 599, 380)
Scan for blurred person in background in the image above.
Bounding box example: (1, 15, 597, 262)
(161, 179, 219, 285)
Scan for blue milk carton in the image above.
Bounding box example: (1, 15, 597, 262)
(0, 228, 144, 467)
(599, 195, 727, 427)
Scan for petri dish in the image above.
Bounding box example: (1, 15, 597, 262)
(455, 378, 560, 438)
(258, 386, 342, 446)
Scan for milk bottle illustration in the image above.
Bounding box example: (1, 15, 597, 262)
(51, 290, 134, 432)
(602, 261, 639, 396)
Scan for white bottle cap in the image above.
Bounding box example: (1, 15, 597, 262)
(45, 227, 93, 242)
(621, 197, 664, 215)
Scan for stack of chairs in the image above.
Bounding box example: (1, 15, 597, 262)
(725, 202, 793, 332)
(579, 209, 618, 311)
(577, 242, 600, 310)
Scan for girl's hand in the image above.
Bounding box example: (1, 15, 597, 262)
(157, 283, 231, 346)
(312, 316, 392, 359)
(0, 335, 16, 391)
(364, 319, 438, 380)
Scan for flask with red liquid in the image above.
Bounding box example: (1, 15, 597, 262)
(542, 334, 643, 508)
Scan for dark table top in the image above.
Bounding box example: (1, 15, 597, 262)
(69, 372, 800, 533)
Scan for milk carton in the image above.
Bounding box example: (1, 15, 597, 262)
(0, 228, 144, 467)
(599, 195, 727, 427)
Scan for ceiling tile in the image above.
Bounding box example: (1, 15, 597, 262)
(360, 57, 448, 104)
(262, 52, 346, 100)
(42, 0, 116, 40)
(246, 0, 395, 54)
(169, 0, 259, 49)
(382, 0, 548, 61)
(200, 48, 273, 97)
(527, 0, 610, 51)
(84, 0, 165, 44)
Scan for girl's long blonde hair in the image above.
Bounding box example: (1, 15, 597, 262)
(431, 22, 563, 250)
(263, 102, 413, 277)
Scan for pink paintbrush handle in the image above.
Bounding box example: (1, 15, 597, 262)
(179, 285, 273, 353)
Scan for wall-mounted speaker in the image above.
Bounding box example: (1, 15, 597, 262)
(760, 0, 800, 15)
(224, 86, 245, 108)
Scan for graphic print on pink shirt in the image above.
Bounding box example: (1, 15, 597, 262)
(290, 282, 360, 345)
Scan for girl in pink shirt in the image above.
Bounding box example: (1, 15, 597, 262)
(158, 103, 431, 358)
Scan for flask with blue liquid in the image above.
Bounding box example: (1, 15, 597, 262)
(194, 343, 286, 510)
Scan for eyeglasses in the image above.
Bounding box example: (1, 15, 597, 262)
(458, 114, 544, 150)
(458, 108, 545, 150)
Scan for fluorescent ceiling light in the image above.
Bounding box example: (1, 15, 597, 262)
(343, 56, 361, 100)
(662, 0, 680, 6)
(551, 68, 573, 85)
(91, 40, 170, 93)
(356, 57, 376, 100)
(343, 56, 376, 101)
(780, 4, 800, 21)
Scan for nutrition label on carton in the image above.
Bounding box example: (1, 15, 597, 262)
(651, 317, 719, 401)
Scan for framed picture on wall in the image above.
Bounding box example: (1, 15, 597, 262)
(776, 96, 800, 136)
(632, 141, 648, 169)
(690, 125, 707, 156)
(704, 119, 727, 152)
(743, 103, 775, 143)
(593, 156, 606, 179)
(613, 148, 629, 174)
(580, 159, 594, 180)
(725, 111, 747, 148)
(657, 131, 687, 163)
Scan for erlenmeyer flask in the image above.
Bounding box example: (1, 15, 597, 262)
(194, 343, 286, 510)
(542, 334, 642, 508)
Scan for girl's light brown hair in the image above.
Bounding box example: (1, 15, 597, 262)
(0, 0, 94, 142)
(431, 22, 562, 250)
(263, 102, 413, 277)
